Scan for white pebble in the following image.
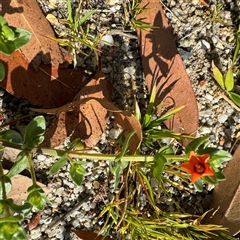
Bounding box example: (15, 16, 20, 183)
(218, 114, 228, 123)
(37, 154, 46, 161)
(199, 39, 210, 50)
(205, 93, 213, 101)
(101, 34, 114, 46)
(109, 128, 121, 139)
(0, 90, 5, 96)
(30, 228, 42, 239)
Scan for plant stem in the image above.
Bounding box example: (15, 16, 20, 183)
(25, 151, 37, 186)
(0, 162, 10, 216)
(0, 141, 186, 162)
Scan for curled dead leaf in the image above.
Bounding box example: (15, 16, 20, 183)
(32, 72, 142, 152)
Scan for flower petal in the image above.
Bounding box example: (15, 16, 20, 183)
(180, 162, 195, 174)
(203, 163, 215, 176)
(199, 154, 210, 164)
(191, 172, 202, 183)
(188, 151, 201, 164)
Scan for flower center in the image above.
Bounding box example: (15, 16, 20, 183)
(194, 163, 205, 174)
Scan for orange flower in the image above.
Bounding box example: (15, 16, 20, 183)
(181, 151, 215, 183)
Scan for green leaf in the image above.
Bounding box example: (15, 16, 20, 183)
(198, 148, 232, 168)
(2, 25, 15, 40)
(203, 175, 218, 185)
(228, 91, 240, 107)
(158, 145, 174, 155)
(148, 129, 193, 140)
(23, 116, 46, 149)
(70, 161, 86, 186)
(215, 171, 226, 181)
(49, 154, 68, 175)
(67, 0, 73, 23)
(0, 16, 7, 26)
(0, 215, 22, 223)
(111, 162, 121, 190)
(0, 38, 15, 55)
(225, 68, 234, 92)
(153, 153, 166, 184)
(27, 186, 48, 210)
(0, 175, 12, 197)
(185, 135, 210, 155)
(142, 84, 156, 129)
(0, 62, 5, 81)
(0, 200, 3, 214)
(7, 151, 28, 178)
(0, 129, 22, 143)
(134, 99, 141, 121)
(75, 9, 97, 29)
(6, 199, 32, 216)
(148, 105, 185, 128)
(11, 27, 32, 50)
(212, 61, 225, 89)
(0, 222, 27, 240)
(115, 132, 135, 162)
(194, 178, 203, 192)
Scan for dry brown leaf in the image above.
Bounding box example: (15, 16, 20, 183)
(136, 0, 198, 146)
(32, 72, 142, 152)
(29, 212, 41, 231)
(0, 50, 87, 108)
(71, 229, 112, 240)
(2, 0, 64, 70)
(32, 97, 142, 152)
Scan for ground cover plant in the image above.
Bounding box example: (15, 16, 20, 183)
(0, 1, 239, 240)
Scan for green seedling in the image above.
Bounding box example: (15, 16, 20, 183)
(46, 0, 102, 67)
(136, 84, 194, 149)
(212, 18, 240, 108)
(123, 0, 158, 30)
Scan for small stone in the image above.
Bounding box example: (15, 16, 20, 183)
(0, 90, 5, 97)
(93, 180, 100, 189)
(55, 187, 64, 196)
(201, 127, 211, 134)
(101, 34, 114, 46)
(218, 114, 228, 123)
(200, 39, 210, 50)
(205, 93, 213, 101)
(109, 128, 121, 139)
(30, 228, 42, 239)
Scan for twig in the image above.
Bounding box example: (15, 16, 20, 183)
(218, 91, 240, 112)
(47, 194, 91, 230)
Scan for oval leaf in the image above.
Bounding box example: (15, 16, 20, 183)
(212, 61, 225, 90)
(23, 116, 46, 149)
(70, 162, 86, 186)
(225, 67, 234, 92)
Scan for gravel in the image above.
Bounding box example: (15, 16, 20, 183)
(0, 0, 239, 239)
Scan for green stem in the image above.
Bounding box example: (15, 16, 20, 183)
(0, 141, 186, 162)
(25, 151, 37, 186)
(0, 162, 10, 216)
